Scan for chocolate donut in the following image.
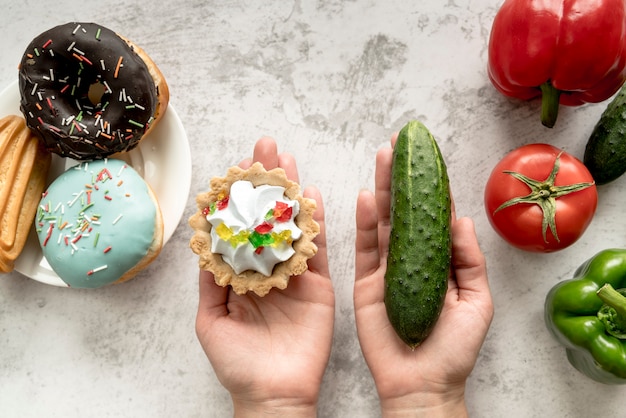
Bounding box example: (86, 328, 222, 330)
(18, 22, 169, 160)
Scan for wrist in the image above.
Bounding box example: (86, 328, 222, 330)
(232, 397, 317, 418)
(380, 386, 467, 418)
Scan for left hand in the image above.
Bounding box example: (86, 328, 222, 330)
(195, 137, 335, 417)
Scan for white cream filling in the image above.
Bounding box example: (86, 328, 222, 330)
(206, 180, 302, 276)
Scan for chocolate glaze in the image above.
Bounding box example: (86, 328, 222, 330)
(18, 22, 159, 160)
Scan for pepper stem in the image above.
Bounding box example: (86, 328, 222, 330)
(597, 283, 626, 339)
(540, 81, 561, 128)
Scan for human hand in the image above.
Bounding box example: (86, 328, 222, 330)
(353, 134, 494, 417)
(195, 137, 335, 418)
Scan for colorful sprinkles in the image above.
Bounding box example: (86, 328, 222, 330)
(35, 160, 130, 277)
(19, 22, 158, 159)
(208, 199, 295, 255)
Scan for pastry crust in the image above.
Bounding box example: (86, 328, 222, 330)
(0, 115, 51, 272)
(189, 162, 319, 296)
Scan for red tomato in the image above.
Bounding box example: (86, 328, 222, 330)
(484, 143, 597, 252)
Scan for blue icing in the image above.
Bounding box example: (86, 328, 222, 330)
(35, 159, 157, 288)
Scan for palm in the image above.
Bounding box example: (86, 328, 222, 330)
(197, 266, 334, 403)
(354, 139, 493, 403)
(195, 137, 335, 406)
(354, 254, 491, 398)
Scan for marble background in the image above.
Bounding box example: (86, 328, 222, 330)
(2, 1, 626, 417)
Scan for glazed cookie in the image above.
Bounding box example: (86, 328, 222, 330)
(0, 115, 51, 272)
(189, 162, 319, 296)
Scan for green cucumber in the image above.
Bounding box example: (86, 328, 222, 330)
(384, 120, 452, 349)
(584, 85, 626, 185)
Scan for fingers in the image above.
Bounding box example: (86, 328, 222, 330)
(278, 152, 299, 183)
(354, 140, 394, 282)
(239, 157, 253, 170)
(304, 186, 329, 278)
(354, 190, 386, 313)
(355, 189, 381, 281)
(252, 136, 279, 169)
(390, 131, 398, 147)
(240, 136, 320, 275)
(239, 137, 300, 183)
(451, 217, 492, 307)
(450, 188, 457, 222)
(197, 269, 229, 320)
(355, 128, 396, 276)
(374, 146, 393, 231)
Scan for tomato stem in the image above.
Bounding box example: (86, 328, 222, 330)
(493, 152, 594, 243)
(540, 81, 561, 128)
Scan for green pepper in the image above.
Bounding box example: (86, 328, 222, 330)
(545, 248, 626, 384)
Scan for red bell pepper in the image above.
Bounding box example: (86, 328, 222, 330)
(488, 0, 626, 128)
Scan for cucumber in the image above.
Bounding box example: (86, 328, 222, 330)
(584, 85, 626, 185)
(384, 120, 452, 349)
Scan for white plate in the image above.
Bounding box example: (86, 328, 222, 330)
(0, 80, 192, 287)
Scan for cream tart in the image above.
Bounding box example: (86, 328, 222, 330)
(189, 162, 319, 296)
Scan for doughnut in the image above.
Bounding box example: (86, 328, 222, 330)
(35, 159, 163, 288)
(189, 162, 319, 296)
(18, 22, 169, 160)
(0, 115, 51, 272)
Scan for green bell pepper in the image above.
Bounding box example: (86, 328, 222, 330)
(545, 248, 626, 384)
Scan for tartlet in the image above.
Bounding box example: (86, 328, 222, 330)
(189, 162, 319, 296)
